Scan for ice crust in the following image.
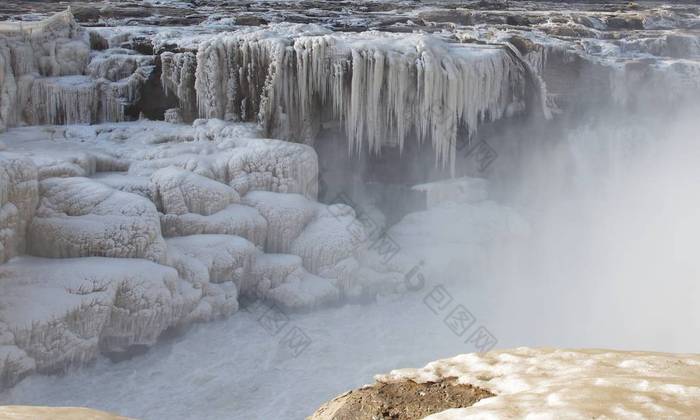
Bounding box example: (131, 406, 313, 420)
(0, 118, 403, 387)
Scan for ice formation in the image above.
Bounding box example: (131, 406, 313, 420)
(28, 176, 167, 262)
(0, 155, 38, 264)
(0, 119, 403, 388)
(161, 52, 197, 121)
(193, 26, 532, 169)
(0, 1, 697, 401)
(0, 12, 150, 130)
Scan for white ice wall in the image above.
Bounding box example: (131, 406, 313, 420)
(193, 26, 530, 171)
(0, 12, 151, 130)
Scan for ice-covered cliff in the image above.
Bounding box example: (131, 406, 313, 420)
(190, 25, 534, 170)
(0, 11, 150, 130)
(0, 119, 409, 388)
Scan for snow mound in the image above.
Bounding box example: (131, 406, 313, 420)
(388, 200, 530, 276)
(91, 172, 155, 201)
(376, 348, 700, 419)
(28, 177, 166, 263)
(412, 177, 488, 208)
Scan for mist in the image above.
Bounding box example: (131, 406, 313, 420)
(413, 96, 700, 353)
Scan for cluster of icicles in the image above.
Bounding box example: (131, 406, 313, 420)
(190, 28, 530, 170)
(0, 11, 149, 130)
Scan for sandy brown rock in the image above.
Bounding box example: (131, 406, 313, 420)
(308, 378, 493, 420)
(0, 405, 132, 419)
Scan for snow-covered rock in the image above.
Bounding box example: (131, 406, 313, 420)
(249, 253, 340, 310)
(0, 257, 196, 376)
(28, 177, 167, 263)
(0, 115, 421, 388)
(166, 234, 256, 286)
(291, 204, 366, 274)
(0, 155, 39, 263)
(160, 203, 267, 247)
(243, 191, 318, 253)
(166, 235, 255, 319)
(375, 348, 700, 419)
(263, 270, 340, 311)
(311, 348, 700, 419)
(152, 166, 240, 216)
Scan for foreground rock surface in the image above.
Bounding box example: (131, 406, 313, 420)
(0, 405, 130, 419)
(310, 347, 700, 419)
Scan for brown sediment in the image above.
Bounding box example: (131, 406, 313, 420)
(309, 378, 494, 420)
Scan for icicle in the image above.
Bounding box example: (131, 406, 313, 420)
(0, 11, 153, 129)
(161, 51, 198, 121)
(192, 26, 532, 170)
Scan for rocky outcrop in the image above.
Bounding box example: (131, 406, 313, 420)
(0, 406, 130, 419)
(310, 348, 700, 419)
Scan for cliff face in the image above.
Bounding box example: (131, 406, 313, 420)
(310, 348, 700, 419)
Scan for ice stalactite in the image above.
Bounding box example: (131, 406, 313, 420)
(0, 156, 39, 263)
(161, 51, 198, 121)
(0, 11, 89, 129)
(194, 26, 531, 170)
(0, 12, 153, 130)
